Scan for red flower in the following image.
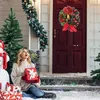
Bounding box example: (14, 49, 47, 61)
(63, 6, 73, 14)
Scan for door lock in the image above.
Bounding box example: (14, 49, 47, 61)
(54, 29, 56, 38)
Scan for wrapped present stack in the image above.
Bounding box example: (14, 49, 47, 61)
(24, 68, 40, 83)
(0, 82, 22, 100)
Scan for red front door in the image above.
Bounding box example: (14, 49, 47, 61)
(53, 0, 86, 73)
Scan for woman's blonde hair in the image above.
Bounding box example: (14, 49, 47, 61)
(16, 48, 31, 66)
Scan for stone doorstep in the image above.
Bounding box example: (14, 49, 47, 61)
(40, 85, 100, 91)
(40, 75, 93, 86)
(39, 73, 100, 91)
(40, 73, 91, 80)
(40, 73, 88, 76)
(40, 76, 91, 80)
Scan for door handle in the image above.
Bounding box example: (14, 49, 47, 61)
(73, 45, 77, 47)
(73, 45, 81, 47)
(54, 29, 56, 34)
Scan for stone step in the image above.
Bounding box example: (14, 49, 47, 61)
(39, 73, 100, 91)
(40, 76, 96, 86)
(40, 85, 100, 91)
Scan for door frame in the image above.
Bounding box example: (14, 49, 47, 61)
(49, 0, 87, 74)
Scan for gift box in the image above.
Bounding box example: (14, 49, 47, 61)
(6, 82, 14, 92)
(24, 68, 40, 83)
(0, 91, 22, 100)
(0, 83, 22, 100)
(0, 82, 8, 91)
(6, 82, 21, 92)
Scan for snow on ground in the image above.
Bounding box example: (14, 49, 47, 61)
(23, 91, 100, 100)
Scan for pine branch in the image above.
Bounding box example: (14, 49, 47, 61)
(91, 69, 100, 76)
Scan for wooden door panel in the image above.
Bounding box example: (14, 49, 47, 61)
(73, 51, 85, 72)
(53, 0, 86, 73)
(53, 51, 68, 73)
(73, 52, 82, 66)
(56, 30, 68, 49)
(73, 31, 83, 46)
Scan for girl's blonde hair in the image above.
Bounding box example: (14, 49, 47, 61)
(16, 48, 31, 66)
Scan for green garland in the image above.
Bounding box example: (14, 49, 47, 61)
(22, 0, 48, 51)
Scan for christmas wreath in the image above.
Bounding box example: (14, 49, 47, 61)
(22, 0, 48, 51)
(59, 6, 80, 32)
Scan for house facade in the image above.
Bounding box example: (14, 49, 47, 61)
(0, 0, 100, 76)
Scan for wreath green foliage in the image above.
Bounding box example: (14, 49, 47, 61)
(22, 0, 48, 51)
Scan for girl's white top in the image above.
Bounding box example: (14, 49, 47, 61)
(11, 60, 40, 91)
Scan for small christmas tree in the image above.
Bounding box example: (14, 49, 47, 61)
(91, 53, 100, 81)
(0, 8, 23, 74)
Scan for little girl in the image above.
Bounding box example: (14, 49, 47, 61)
(11, 48, 56, 99)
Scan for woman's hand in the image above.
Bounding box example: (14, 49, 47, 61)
(35, 72, 39, 77)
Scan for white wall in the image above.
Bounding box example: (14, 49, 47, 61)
(39, 0, 50, 72)
(87, 0, 100, 75)
(29, 0, 39, 50)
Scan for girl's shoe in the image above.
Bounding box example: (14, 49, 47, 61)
(42, 92, 56, 99)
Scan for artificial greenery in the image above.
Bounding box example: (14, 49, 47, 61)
(0, 8, 23, 74)
(91, 53, 100, 81)
(91, 69, 100, 80)
(94, 53, 100, 62)
(29, 50, 40, 74)
(29, 50, 39, 63)
(22, 0, 48, 51)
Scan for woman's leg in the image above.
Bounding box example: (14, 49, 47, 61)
(28, 85, 44, 98)
(22, 92, 37, 99)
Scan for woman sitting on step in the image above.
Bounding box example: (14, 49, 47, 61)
(11, 48, 56, 99)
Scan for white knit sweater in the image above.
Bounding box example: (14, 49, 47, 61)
(11, 60, 40, 91)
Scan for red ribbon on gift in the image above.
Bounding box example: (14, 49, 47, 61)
(6, 82, 14, 92)
(62, 23, 77, 32)
(24, 68, 40, 83)
(0, 83, 1, 90)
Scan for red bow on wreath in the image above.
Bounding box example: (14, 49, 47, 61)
(59, 6, 80, 32)
(63, 23, 77, 32)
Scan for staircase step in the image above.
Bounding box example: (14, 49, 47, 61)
(39, 73, 100, 91)
(40, 85, 100, 91)
(40, 76, 95, 86)
(40, 73, 100, 86)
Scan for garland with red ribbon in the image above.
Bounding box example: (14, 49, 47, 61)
(59, 6, 80, 32)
